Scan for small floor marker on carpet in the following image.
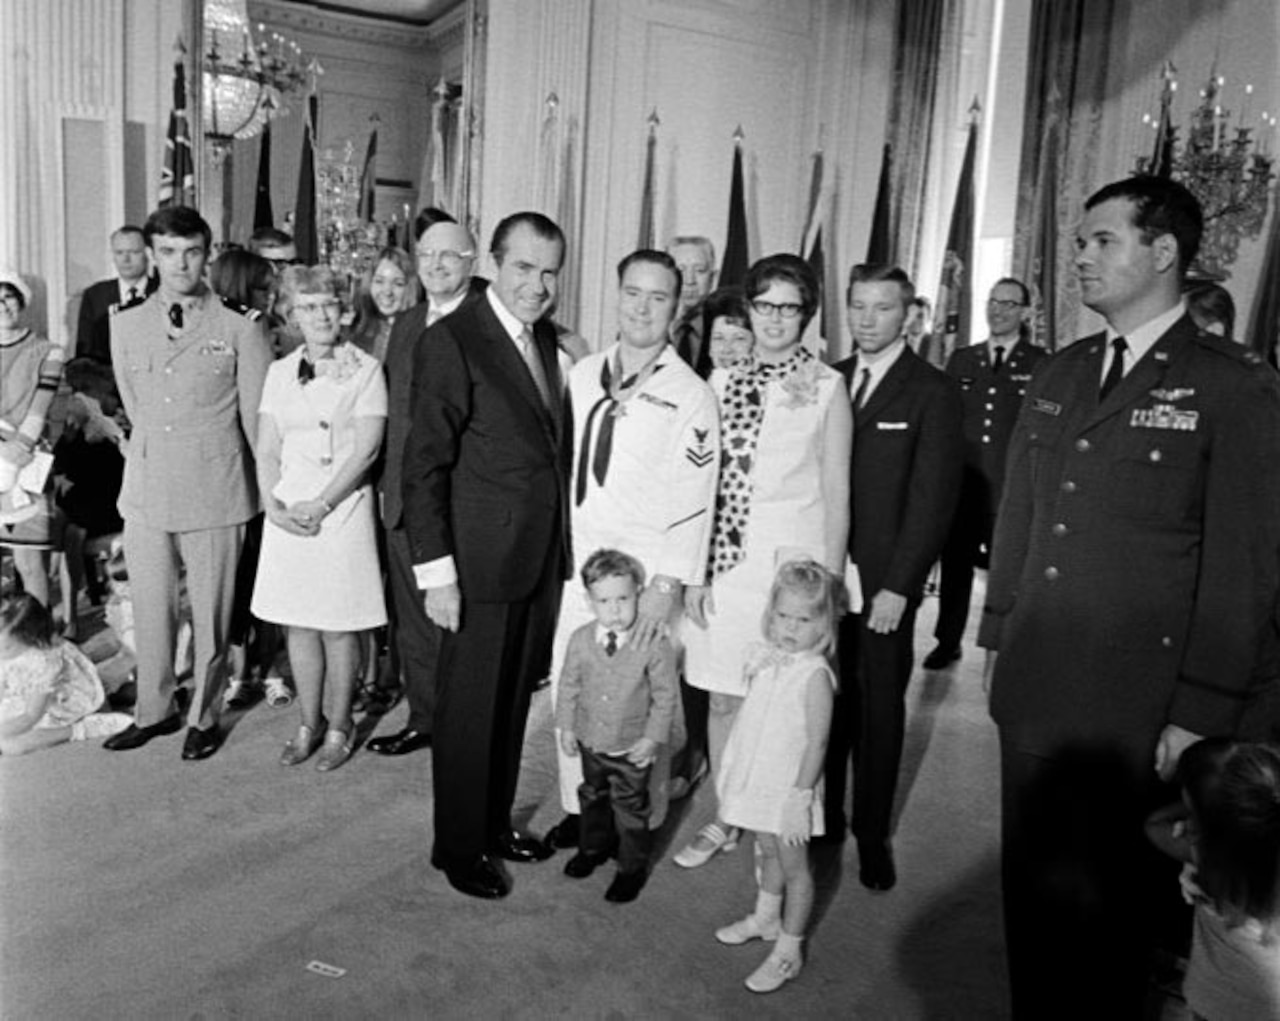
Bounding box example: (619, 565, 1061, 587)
(306, 960, 346, 978)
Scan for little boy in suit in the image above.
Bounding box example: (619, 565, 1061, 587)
(555, 549, 678, 902)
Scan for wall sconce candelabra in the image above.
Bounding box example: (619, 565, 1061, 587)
(1135, 62, 1277, 279)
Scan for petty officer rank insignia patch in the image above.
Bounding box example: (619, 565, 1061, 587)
(686, 428, 714, 468)
(1131, 404, 1199, 431)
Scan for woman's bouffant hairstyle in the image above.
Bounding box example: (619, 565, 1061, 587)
(1179, 737, 1280, 926)
(744, 254, 821, 332)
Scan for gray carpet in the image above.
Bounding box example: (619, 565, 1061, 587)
(0, 593, 1009, 1019)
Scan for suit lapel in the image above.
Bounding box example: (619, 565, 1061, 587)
(475, 300, 560, 449)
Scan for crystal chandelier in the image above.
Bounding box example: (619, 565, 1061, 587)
(1134, 62, 1277, 279)
(202, 0, 309, 165)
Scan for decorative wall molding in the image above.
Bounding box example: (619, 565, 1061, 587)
(251, 0, 435, 50)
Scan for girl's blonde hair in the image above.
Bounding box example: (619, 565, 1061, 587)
(761, 559, 847, 656)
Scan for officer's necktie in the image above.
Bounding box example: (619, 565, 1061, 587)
(852, 367, 871, 409)
(991, 345, 1005, 375)
(167, 303, 183, 339)
(605, 631, 618, 656)
(1099, 336, 1128, 401)
(519, 326, 553, 411)
(126, 286, 139, 306)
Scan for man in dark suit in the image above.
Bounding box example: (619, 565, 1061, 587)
(825, 264, 963, 890)
(667, 235, 717, 378)
(924, 278, 1047, 669)
(402, 211, 569, 899)
(75, 226, 157, 363)
(978, 176, 1280, 1018)
(368, 215, 487, 757)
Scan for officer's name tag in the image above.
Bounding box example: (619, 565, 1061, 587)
(1031, 398, 1061, 415)
(1131, 404, 1199, 431)
(200, 339, 233, 356)
(876, 421, 909, 431)
(638, 392, 677, 411)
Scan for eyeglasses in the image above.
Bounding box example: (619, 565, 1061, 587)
(750, 299, 803, 320)
(293, 299, 342, 317)
(415, 248, 474, 267)
(987, 298, 1026, 311)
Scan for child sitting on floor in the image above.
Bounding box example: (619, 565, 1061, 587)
(714, 559, 842, 993)
(1146, 738, 1280, 1019)
(555, 548, 678, 904)
(0, 593, 131, 753)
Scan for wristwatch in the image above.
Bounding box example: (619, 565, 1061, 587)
(652, 577, 678, 595)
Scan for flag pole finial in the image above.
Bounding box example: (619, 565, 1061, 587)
(647, 108, 660, 131)
(733, 124, 745, 145)
(968, 96, 982, 120)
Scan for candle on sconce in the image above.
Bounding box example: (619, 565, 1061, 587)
(1241, 83, 1253, 127)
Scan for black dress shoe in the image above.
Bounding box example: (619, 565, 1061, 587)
(102, 715, 182, 751)
(604, 869, 647, 903)
(441, 855, 511, 899)
(563, 850, 609, 879)
(922, 644, 961, 670)
(367, 727, 431, 756)
(858, 839, 897, 891)
(543, 814, 580, 850)
(493, 829, 554, 863)
(181, 726, 222, 761)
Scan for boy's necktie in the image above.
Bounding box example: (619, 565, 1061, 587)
(605, 631, 618, 656)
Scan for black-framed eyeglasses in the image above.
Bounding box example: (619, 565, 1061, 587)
(751, 299, 803, 320)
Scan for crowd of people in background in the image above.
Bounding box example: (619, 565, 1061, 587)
(2, 172, 1279, 1012)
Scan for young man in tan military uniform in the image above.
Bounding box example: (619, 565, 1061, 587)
(105, 207, 271, 760)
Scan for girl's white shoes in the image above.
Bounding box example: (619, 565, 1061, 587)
(715, 914, 780, 945)
(673, 823, 740, 868)
(745, 948, 802, 993)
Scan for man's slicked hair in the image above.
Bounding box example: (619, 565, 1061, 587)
(1085, 176, 1204, 276)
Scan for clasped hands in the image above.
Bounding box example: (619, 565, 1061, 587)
(560, 730, 657, 769)
(267, 497, 329, 537)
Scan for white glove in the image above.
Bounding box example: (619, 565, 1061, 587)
(778, 788, 814, 846)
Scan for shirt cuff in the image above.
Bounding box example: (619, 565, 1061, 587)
(413, 555, 457, 590)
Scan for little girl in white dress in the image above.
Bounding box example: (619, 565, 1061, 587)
(714, 559, 843, 993)
(0, 593, 131, 754)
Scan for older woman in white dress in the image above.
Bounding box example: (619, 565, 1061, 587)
(676, 254, 851, 866)
(251, 266, 387, 771)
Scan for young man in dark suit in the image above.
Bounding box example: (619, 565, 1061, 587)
(75, 226, 157, 363)
(979, 176, 1280, 1017)
(824, 264, 963, 891)
(925, 277, 1047, 669)
(401, 211, 570, 899)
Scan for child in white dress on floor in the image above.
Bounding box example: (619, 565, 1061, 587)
(715, 559, 842, 993)
(1146, 738, 1280, 1020)
(0, 593, 131, 754)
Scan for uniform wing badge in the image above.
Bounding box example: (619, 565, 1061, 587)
(1149, 387, 1194, 401)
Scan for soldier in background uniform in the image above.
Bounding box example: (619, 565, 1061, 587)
(978, 176, 1280, 1018)
(924, 278, 1046, 670)
(104, 206, 271, 761)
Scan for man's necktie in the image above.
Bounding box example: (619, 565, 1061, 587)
(519, 326, 553, 411)
(991, 346, 1005, 375)
(126, 286, 139, 306)
(1099, 336, 1128, 401)
(167, 303, 183, 339)
(605, 631, 618, 656)
(852, 367, 871, 409)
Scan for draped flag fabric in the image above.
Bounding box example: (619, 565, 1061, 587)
(799, 150, 827, 335)
(357, 125, 378, 222)
(157, 50, 195, 209)
(293, 93, 319, 265)
(253, 122, 274, 230)
(637, 114, 657, 250)
(866, 143, 893, 264)
(720, 134, 749, 288)
(1150, 88, 1176, 179)
(1024, 89, 1062, 351)
(933, 110, 979, 367)
(1247, 201, 1280, 365)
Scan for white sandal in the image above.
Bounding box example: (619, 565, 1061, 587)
(674, 822, 740, 868)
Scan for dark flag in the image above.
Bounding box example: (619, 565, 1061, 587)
(933, 103, 980, 367)
(157, 44, 195, 209)
(1247, 189, 1280, 365)
(358, 123, 378, 222)
(866, 143, 893, 263)
(1149, 60, 1177, 178)
(638, 110, 658, 250)
(720, 127, 749, 288)
(253, 122, 274, 230)
(800, 149, 827, 334)
(294, 93, 319, 265)
(1024, 85, 1063, 351)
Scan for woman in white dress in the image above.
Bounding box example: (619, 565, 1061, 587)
(676, 254, 851, 866)
(251, 266, 387, 771)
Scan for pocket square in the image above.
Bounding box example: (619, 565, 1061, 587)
(876, 421, 909, 431)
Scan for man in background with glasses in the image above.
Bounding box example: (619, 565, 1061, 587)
(924, 278, 1047, 671)
(370, 212, 488, 759)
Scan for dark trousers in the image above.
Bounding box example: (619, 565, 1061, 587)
(825, 606, 918, 842)
(934, 489, 989, 652)
(385, 525, 441, 732)
(671, 676, 708, 782)
(430, 546, 563, 868)
(579, 745, 652, 874)
(999, 736, 1188, 1020)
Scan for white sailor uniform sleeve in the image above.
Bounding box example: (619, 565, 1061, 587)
(654, 381, 720, 585)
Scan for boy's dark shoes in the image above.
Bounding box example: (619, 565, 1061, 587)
(493, 829, 554, 863)
(181, 725, 222, 761)
(563, 850, 610, 878)
(604, 870, 647, 903)
(102, 714, 182, 751)
(543, 814, 580, 850)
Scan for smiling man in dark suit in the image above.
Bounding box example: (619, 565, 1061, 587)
(402, 211, 569, 899)
(824, 263, 963, 891)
